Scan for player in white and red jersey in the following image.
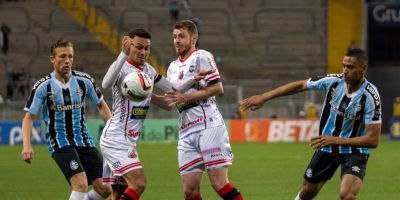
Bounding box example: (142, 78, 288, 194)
(166, 20, 243, 200)
(101, 28, 212, 200)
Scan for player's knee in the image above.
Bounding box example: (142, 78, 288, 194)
(71, 181, 88, 192)
(300, 185, 319, 200)
(184, 185, 200, 198)
(95, 184, 112, 197)
(339, 191, 357, 200)
(134, 178, 147, 194)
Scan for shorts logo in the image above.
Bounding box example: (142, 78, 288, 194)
(128, 151, 137, 159)
(352, 166, 361, 173)
(69, 160, 79, 170)
(306, 168, 313, 178)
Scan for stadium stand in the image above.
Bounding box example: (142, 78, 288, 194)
(0, 0, 327, 119)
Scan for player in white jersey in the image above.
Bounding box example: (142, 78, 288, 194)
(165, 20, 243, 200)
(100, 29, 212, 200)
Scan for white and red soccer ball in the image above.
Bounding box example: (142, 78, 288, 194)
(121, 72, 153, 101)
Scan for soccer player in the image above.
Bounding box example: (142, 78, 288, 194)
(165, 20, 244, 200)
(100, 28, 211, 200)
(240, 48, 381, 200)
(21, 40, 112, 200)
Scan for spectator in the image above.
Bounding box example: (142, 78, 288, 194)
(180, 0, 192, 20)
(393, 96, 400, 117)
(169, 0, 179, 26)
(1, 22, 11, 54)
(192, 18, 202, 48)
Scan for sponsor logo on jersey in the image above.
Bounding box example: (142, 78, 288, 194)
(176, 102, 199, 113)
(127, 130, 141, 138)
(130, 106, 149, 119)
(352, 166, 361, 173)
(70, 160, 79, 170)
(51, 102, 85, 111)
(180, 117, 203, 130)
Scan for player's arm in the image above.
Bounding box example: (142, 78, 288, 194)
(21, 112, 35, 164)
(102, 36, 130, 89)
(97, 100, 112, 122)
(154, 69, 215, 93)
(240, 79, 308, 111)
(311, 123, 381, 149)
(151, 94, 175, 111)
(166, 81, 223, 105)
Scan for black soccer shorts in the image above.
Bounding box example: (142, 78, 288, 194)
(303, 150, 369, 183)
(52, 146, 103, 185)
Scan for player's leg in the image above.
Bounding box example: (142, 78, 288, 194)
(338, 154, 368, 200)
(339, 174, 362, 200)
(111, 176, 128, 200)
(178, 131, 205, 200)
(52, 146, 89, 200)
(295, 151, 341, 200)
(182, 172, 203, 200)
(200, 126, 242, 200)
(119, 168, 147, 200)
(78, 147, 111, 199)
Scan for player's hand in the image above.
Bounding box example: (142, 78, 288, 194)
(239, 95, 265, 111)
(165, 89, 185, 106)
(121, 36, 131, 55)
(310, 135, 339, 150)
(21, 145, 34, 164)
(194, 69, 216, 81)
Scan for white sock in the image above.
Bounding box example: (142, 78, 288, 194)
(87, 189, 106, 200)
(295, 192, 302, 200)
(69, 191, 88, 200)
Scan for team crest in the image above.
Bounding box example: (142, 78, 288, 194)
(179, 71, 184, 80)
(70, 160, 79, 170)
(189, 65, 195, 73)
(354, 103, 362, 111)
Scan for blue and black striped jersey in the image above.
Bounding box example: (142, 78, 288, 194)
(307, 74, 381, 155)
(24, 71, 103, 153)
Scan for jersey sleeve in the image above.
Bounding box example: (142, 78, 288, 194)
(364, 85, 382, 124)
(198, 51, 221, 85)
(307, 74, 342, 91)
(84, 74, 103, 105)
(24, 81, 48, 115)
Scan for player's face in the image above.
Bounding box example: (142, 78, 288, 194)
(173, 28, 196, 57)
(342, 56, 366, 86)
(50, 46, 73, 77)
(129, 36, 151, 66)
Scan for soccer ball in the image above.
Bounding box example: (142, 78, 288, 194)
(121, 72, 153, 101)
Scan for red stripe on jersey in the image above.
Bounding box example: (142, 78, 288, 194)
(204, 159, 232, 167)
(205, 74, 220, 82)
(179, 157, 204, 171)
(114, 162, 142, 174)
(179, 49, 198, 63)
(124, 101, 130, 138)
(127, 60, 144, 71)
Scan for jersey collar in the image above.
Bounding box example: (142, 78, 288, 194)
(127, 59, 144, 71)
(179, 49, 198, 63)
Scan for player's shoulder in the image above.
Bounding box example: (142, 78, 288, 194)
(31, 74, 52, 90)
(309, 73, 343, 82)
(72, 70, 95, 83)
(194, 49, 213, 58)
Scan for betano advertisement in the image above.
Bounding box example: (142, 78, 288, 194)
(1, 118, 322, 145)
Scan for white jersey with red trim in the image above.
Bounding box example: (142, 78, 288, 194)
(102, 60, 160, 145)
(167, 49, 224, 138)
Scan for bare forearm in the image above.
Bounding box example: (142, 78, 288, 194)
(337, 135, 380, 148)
(261, 80, 308, 102)
(98, 101, 111, 122)
(22, 114, 34, 147)
(181, 84, 222, 104)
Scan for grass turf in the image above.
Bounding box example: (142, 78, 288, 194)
(0, 140, 399, 199)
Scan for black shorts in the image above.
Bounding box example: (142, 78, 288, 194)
(303, 150, 369, 183)
(52, 146, 103, 185)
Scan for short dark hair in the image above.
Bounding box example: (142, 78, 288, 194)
(128, 28, 151, 39)
(51, 40, 73, 55)
(346, 48, 368, 65)
(173, 20, 198, 36)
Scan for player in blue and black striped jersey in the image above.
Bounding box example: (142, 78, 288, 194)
(21, 40, 112, 200)
(240, 48, 381, 200)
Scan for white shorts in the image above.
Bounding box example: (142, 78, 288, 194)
(178, 125, 234, 175)
(100, 137, 142, 184)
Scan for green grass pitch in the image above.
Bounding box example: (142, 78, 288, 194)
(1, 140, 399, 199)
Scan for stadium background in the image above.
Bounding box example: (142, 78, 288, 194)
(0, 0, 399, 199)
